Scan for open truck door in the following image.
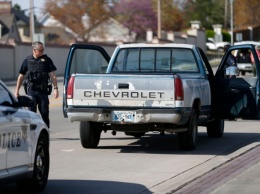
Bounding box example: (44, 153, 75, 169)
(214, 44, 260, 120)
(63, 44, 111, 117)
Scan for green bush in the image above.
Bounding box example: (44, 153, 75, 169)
(206, 30, 215, 38)
(222, 30, 231, 42)
(206, 29, 231, 42)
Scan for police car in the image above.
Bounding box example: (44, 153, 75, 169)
(0, 80, 49, 192)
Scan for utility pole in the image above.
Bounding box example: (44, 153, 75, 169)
(224, 0, 228, 29)
(230, 0, 234, 45)
(30, 0, 35, 42)
(157, 0, 161, 39)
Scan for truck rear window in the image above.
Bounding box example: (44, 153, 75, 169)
(111, 48, 199, 73)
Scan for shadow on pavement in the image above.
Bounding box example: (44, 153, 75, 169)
(0, 179, 152, 194)
(98, 131, 260, 156)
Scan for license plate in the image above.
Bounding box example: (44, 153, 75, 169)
(112, 111, 135, 122)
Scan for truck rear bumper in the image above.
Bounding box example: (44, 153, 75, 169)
(66, 108, 190, 124)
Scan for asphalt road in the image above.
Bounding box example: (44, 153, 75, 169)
(1, 81, 260, 194)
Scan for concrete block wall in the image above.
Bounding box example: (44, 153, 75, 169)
(0, 43, 116, 81)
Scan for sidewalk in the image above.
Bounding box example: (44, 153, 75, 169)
(169, 145, 260, 194)
(144, 138, 260, 194)
(212, 160, 260, 194)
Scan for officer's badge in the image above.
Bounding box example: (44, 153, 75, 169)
(41, 58, 45, 62)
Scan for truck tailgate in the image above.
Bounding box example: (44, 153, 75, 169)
(70, 74, 177, 108)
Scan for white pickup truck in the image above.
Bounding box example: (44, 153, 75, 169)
(63, 43, 260, 150)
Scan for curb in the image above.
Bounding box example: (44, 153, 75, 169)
(142, 136, 260, 194)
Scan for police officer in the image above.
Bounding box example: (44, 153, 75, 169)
(15, 41, 59, 128)
(224, 44, 238, 78)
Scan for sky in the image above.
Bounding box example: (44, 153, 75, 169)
(11, 0, 46, 18)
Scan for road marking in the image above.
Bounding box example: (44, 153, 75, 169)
(61, 149, 74, 152)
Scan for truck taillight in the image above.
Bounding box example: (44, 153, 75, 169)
(67, 76, 75, 99)
(174, 76, 184, 101)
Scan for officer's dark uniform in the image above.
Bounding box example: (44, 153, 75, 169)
(226, 54, 237, 67)
(19, 54, 57, 128)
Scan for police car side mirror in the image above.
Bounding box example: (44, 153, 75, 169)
(17, 96, 36, 107)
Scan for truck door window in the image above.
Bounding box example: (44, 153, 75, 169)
(222, 48, 255, 78)
(70, 49, 108, 75)
(236, 48, 254, 76)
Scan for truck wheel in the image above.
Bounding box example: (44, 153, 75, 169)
(177, 110, 198, 150)
(207, 119, 224, 138)
(17, 134, 49, 192)
(80, 121, 101, 148)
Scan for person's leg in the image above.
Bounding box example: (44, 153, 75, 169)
(38, 94, 50, 128)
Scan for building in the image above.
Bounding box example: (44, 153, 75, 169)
(0, 1, 21, 45)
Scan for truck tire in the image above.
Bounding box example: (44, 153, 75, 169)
(207, 119, 224, 138)
(80, 121, 101, 148)
(177, 109, 197, 150)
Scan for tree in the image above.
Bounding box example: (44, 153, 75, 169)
(45, 0, 111, 41)
(183, 0, 226, 29)
(112, 0, 184, 40)
(156, 0, 184, 31)
(112, 0, 157, 40)
(182, 0, 260, 31)
(234, 0, 260, 28)
(13, 4, 22, 12)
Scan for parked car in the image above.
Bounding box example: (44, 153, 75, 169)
(0, 80, 49, 192)
(234, 41, 260, 75)
(206, 38, 230, 51)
